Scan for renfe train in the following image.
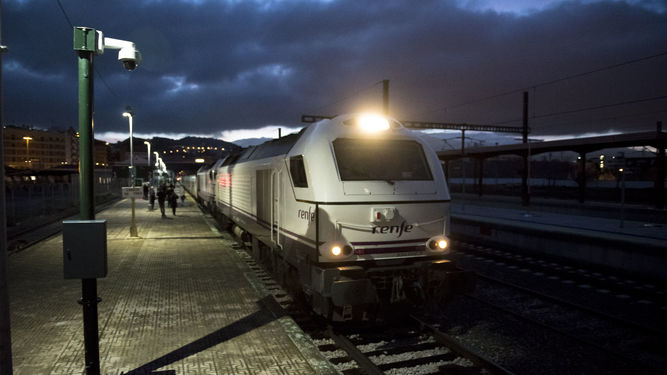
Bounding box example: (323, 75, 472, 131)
(183, 114, 475, 321)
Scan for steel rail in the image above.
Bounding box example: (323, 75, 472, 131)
(462, 293, 661, 373)
(325, 326, 384, 375)
(475, 272, 667, 337)
(410, 314, 516, 375)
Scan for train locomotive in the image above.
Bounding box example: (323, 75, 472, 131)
(183, 114, 475, 321)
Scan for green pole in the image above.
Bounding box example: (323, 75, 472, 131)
(74, 26, 100, 375)
(0, 0, 14, 371)
(75, 27, 95, 220)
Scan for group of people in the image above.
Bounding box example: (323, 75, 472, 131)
(145, 183, 183, 217)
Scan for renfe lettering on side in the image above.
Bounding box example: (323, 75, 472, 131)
(297, 207, 315, 222)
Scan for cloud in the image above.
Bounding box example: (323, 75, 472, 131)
(2, 0, 666, 140)
(220, 125, 302, 142)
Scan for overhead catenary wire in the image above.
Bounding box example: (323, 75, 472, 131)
(490, 94, 667, 128)
(56, 0, 74, 28)
(57, 0, 121, 100)
(413, 50, 667, 117)
(528, 109, 667, 132)
(531, 95, 667, 120)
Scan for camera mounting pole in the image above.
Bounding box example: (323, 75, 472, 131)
(73, 26, 140, 375)
(73, 26, 100, 375)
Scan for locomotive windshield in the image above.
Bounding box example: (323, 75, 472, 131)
(333, 138, 433, 181)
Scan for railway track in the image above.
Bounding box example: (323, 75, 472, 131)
(470, 277, 665, 372)
(309, 315, 514, 375)
(6, 197, 121, 254)
(217, 204, 667, 374)
(449, 240, 667, 373)
(233, 240, 514, 375)
(450, 240, 667, 332)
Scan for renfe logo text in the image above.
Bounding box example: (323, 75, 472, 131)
(297, 207, 315, 222)
(372, 221, 414, 237)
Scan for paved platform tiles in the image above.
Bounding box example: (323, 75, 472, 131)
(8, 196, 336, 375)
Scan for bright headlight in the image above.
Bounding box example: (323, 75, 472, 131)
(331, 245, 342, 256)
(322, 242, 354, 259)
(427, 236, 450, 253)
(358, 114, 390, 132)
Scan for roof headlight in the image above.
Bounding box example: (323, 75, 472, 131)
(358, 114, 390, 132)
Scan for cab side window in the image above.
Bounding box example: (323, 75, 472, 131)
(290, 155, 308, 188)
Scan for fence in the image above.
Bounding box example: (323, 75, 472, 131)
(5, 177, 122, 229)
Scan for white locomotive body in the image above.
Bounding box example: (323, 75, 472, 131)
(196, 159, 224, 210)
(193, 114, 474, 320)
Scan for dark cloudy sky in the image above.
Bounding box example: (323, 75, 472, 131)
(2, 0, 666, 143)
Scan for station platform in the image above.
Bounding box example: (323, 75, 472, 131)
(449, 194, 667, 280)
(7, 195, 337, 375)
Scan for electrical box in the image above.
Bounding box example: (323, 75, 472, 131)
(63, 220, 107, 279)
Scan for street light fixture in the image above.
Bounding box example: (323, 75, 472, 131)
(144, 141, 151, 167)
(22, 136, 32, 166)
(122, 107, 134, 186)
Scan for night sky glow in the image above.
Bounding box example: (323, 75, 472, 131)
(2, 0, 666, 143)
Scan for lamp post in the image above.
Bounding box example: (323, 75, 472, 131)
(74, 27, 141, 375)
(153, 151, 160, 184)
(144, 141, 151, 185)
(144, 141, 151, 167)
(122, 107, 134, 186)
(122, 107, 138, 238)
(617, 152, 626, 228)
(22, 136, 32, 166)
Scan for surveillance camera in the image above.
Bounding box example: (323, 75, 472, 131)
(103, 36, 142, 71)
(118, 46, 142, 71)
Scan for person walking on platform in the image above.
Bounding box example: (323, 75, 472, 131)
(157, 185, 167, 217)
(168, 186, 178, 216)
(149, 186, 156, 210)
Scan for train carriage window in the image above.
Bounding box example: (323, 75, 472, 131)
(333, 138, 433, 181)
(290, 155, 308, 188)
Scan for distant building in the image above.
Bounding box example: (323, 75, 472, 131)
(94, 139, 111, 168)
(2, 125, 110, 170)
